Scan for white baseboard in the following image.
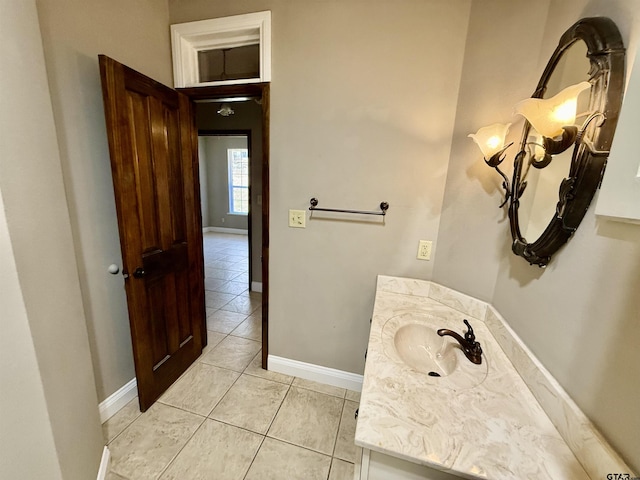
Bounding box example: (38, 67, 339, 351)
(98, 378, 137, 423)
(251, 281, 263, 292)
(268, 355, 363, 392)
(96, 446, 110, 480)
(203, 226, 248, 235)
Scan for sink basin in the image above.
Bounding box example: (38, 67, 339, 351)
(381, 312, 489, 389)
(393, 323, 457, 376)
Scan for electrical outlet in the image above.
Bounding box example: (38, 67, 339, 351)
(417, 240, 432, 260)
(289, 209, 306, 228)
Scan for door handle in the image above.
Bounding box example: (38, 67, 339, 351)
(133, 267, 146, 279)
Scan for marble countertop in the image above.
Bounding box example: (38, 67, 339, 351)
(354, 275, 590, 479)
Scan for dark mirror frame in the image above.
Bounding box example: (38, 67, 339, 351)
(509, 17, 625, 267)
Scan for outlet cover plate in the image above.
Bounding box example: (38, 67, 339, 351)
(417, 240, 432, 260)
(289, 209, 306, 228)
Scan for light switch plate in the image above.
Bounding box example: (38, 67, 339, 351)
(289, 209, 306, 228)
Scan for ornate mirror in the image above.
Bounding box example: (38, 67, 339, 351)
(508, 17, 625, 266)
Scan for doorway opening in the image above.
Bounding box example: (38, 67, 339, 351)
(198, 132, 260, 345)
(198, 132, 252, 282)
(181, 84, 270, 368)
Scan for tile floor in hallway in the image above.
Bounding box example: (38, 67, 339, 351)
(103, 232, 360, 480)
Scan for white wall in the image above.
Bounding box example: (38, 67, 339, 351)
(36, 0, 174, 401)
(0, 1, 103, 477)
(435, 0, 640, 471)
(171, 0, 472, 374)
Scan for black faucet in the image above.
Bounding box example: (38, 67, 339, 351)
(437, 319, 483, 365)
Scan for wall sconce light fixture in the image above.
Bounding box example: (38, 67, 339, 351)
(515, 81, 591, 155)
(468, 123, 513, 207)
(466, 17, 624, 267)
(470, 81, 592, 208)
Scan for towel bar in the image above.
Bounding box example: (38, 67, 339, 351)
(309, 198, 389, 216)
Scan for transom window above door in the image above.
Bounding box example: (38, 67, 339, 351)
(171, 11, 271, 88)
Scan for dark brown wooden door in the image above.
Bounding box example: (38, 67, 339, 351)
(99, 55, 206, 411)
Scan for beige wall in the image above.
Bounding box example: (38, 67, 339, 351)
(435, 0, 640, 471)
(172, 0, 472, 373)
(36, 0, 173, 401)
(0, 1, 103, 477)
(0, 194, 63, 480)
(432, 0, 552, 301)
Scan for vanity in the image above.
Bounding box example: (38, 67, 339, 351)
(354, 275, 633, 480)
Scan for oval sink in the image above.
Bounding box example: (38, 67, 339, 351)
(381, 312, 489, 389)
(393, 323, 457, 376)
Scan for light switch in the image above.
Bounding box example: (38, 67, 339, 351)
(289, 209, 306, 228)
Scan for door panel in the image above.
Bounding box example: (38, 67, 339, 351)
(99, 55, 206, 411)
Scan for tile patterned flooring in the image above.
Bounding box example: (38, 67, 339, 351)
(104, 232, 360, 480)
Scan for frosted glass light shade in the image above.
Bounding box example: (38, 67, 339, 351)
(468, 123, 511, 159)
(514, 81, 591, 138)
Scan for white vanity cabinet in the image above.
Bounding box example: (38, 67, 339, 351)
(355, 448, 463, 480)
